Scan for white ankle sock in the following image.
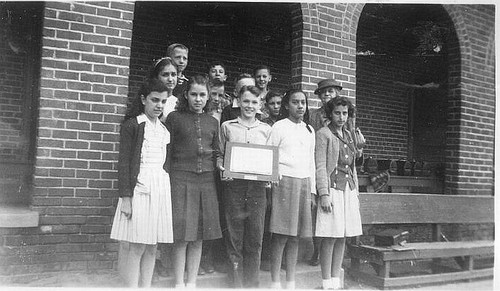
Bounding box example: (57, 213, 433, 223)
(270, 281, 281, 289)
(285, 281, 295, 289)
(185, 283, 196, 289)
(331, 277, 341, 289)
(174, 283, 186, 289)
(322, 278, 333, 289)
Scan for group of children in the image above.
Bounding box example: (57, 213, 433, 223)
(110, 43, 364, 290)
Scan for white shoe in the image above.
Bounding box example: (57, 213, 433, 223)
(270, 281, 281, 289)
(285, 281, 295, 289)
(322, 278, 333, 289)
(331, 277, 341, 290)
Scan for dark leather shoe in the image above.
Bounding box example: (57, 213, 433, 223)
(204, 264, 215, 274)
(198, 266, 206, 276)
(309, 252, 320, 266)
(260, 260, 271, 271)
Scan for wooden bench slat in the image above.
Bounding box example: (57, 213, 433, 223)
(359, 193, 494, 224)
(348, 267, 494, 289)
(355, 241, 493, 261)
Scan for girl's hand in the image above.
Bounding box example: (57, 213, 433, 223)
(218, 166, 234, 182)
(320, 195, 333, 213)
(120, 197, 132, 219)
(310, 193, 317, 209)
(270, 174, 282, 188)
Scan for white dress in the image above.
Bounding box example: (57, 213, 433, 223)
(110, 115, 173, 244)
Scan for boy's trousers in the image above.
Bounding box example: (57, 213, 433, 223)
(223, 179, 267, 288)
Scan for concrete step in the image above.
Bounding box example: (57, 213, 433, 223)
(152, 262, 349, 289)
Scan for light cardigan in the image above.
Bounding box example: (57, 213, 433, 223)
(315, 125, 359, 196)
(267, 118, 316, 194)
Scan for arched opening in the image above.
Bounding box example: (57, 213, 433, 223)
(128, 2, 294, 99)
(356, 4, 459, 193)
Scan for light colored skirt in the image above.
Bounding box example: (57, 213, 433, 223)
(270, 176, 313, 237)
(315, 184, 362, 238)
(110, 167, 173, 244)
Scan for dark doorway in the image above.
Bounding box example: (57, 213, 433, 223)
(0, 2, 43, 204)
(356, 4, 454, 165)
(128, 2, 293, 97)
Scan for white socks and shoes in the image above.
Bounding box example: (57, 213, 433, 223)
(270, 281, 281, 289)
(285, 281, 295, 289)
(322, 277, 341, 290)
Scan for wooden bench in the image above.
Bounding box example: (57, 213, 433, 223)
(347, 193, 494, 289)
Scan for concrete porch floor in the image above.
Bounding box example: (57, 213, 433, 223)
(2, 260, 494, 290)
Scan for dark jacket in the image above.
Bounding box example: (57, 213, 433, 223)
(118, 117, 168, 197)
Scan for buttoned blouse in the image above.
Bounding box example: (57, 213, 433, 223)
(139, 114, 170, 169)
(330, 127, 356, 191)
(165, 111, 223, 173)
(267, 118, 316, 194)
(220, 117, 271, 153)
(315, 125, 359, 196)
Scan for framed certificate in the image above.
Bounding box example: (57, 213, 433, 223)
(222, 142, 279, 182)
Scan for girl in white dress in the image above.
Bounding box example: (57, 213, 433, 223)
(315, 96, 362, 290)
(110, 78, 173, 287)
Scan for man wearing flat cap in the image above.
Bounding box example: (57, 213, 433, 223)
(309, 78, 343, 132)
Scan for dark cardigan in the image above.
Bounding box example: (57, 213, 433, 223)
(118, 117, 168, 198)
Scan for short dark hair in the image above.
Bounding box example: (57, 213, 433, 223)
(254, 64, 271, 76)
(325, 96, 354, 121)
(265, 90, 283, 103)
(208, 61, 226, 71)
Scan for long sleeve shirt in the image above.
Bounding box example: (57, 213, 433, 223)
(267, 118, 316, 194)
(220, 117, 271, 153)
(165, 111, 223, 173)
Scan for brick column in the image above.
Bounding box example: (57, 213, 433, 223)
(443, 5, 495, 195)
(32, 1, 134, 273)
(291, 3, 362, 108)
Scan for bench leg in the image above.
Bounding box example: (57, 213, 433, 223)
(463, 256, 474, 282)
(379, 261, 390, 278)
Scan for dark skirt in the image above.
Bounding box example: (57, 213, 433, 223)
(171, 170, 222, 241)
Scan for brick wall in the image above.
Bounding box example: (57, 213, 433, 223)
(0, 1, 135, 282)
(442, 5, 495, 195)
(127, 2, 294, 101)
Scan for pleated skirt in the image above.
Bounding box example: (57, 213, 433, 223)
(314, 184, 362, 238)
(270, 175, 313, 237)
(110, 167, 173, 244)
(170, 171, 222, 241)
